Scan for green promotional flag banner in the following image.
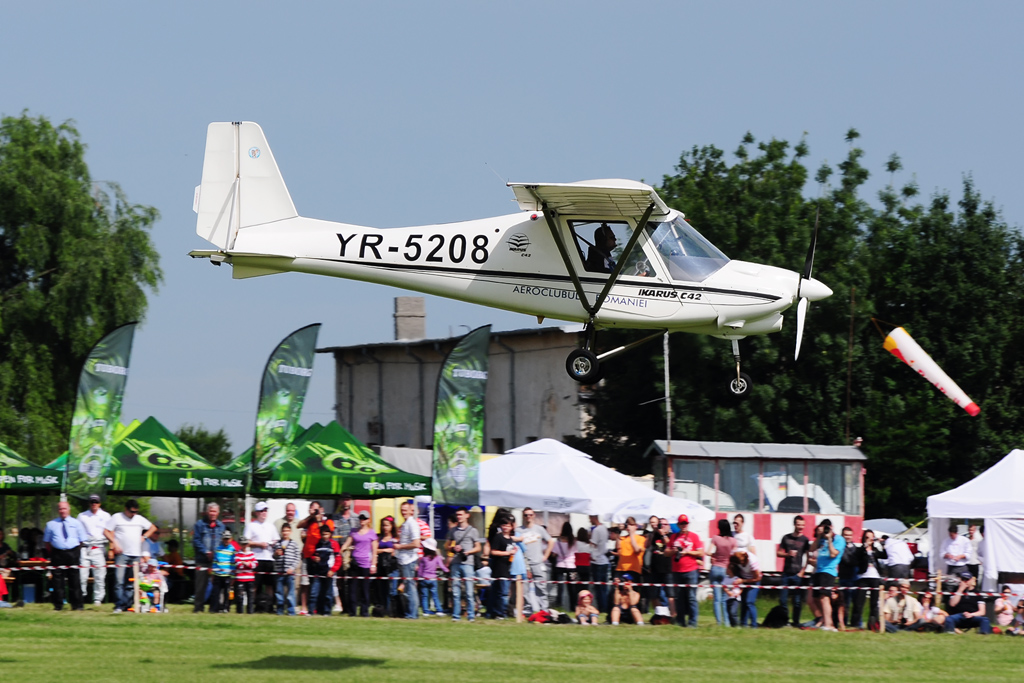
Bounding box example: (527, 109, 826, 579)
(106, 416, 246, 496)
(226, 423, 325, 473)
(250, 421, 429, 497)
(254, 324, 321, 474)
(0, 442, 63, 492)
(66, 323, 137, 498)
(432, 324, 490, 505)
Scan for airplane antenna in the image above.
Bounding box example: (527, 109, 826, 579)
(484, 162, 507, 185)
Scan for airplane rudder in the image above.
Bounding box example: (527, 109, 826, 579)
(236, 121, 298, 229)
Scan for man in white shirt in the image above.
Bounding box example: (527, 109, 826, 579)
(884, 536, 914, 579)
(78, 494, 111, 606)
(514, 508, 554, 613)
(589, 514, 610, 613)
(394, 501, 422, 619)
(244, 501, 280, 613)
(103, 499, 156, 613)
(940, 523, 972, 575)
(966, 525, 983, 578)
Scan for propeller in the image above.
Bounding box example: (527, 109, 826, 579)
(794, 204, 821, 360)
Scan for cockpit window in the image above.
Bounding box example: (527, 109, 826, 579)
(645, 217, 729, 282)
(568, 220, 655, 278)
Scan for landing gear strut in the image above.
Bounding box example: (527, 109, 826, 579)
(565, 326, 667, 384)
(728, 338, 752, 397)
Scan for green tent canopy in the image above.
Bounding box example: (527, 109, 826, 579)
(225, 423, 326, 474)
(47, 417, 246, 497)
(0, 442, 63, 493)
(246, 421, 430, 498)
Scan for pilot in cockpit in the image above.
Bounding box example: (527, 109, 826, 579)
(585, 224, 617, 273)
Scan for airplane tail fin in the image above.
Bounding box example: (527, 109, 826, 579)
(193, 122, 298, 250)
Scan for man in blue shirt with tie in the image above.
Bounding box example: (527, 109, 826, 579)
(43, 501, 87, 611)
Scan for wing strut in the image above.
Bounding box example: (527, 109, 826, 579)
(537, 199, 657, 326)
(592, 202, 656, 315)
(539, 201, 595, 315)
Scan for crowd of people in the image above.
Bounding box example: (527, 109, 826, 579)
(1, 499, 1019, 636)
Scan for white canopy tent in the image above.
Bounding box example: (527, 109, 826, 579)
(479, 439, 712, 523)
(926, 449, 1024, 590)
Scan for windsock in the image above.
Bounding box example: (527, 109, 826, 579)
(883, 327, 980, 416)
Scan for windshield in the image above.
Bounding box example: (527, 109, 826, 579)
(646, 217, 729, 283)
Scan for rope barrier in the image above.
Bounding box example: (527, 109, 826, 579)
(4, 563, 1004, 597)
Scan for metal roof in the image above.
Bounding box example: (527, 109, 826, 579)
(647, 440, 866, 462)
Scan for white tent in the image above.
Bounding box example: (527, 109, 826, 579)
(926, 449, 1024, 590)
(479, 439, 713, 523)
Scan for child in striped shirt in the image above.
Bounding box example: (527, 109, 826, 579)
(273, 524, 302, 615)
(234, 537, 258, 614)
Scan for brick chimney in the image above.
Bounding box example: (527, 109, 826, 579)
(394, 296, 425, 340)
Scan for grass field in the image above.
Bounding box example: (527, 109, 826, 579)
(2, 602, 1022, 682)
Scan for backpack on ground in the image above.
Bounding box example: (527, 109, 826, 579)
(761, 604, 790, 628)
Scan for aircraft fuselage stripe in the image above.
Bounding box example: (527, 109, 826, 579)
(307, 257, 781, 302)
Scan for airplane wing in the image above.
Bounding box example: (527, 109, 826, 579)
(507, 179, 670, 219)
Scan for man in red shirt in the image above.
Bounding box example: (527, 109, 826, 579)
(671, 514, 704, 628)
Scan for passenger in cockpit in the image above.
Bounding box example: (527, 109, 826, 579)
(585, 224, 617, 273)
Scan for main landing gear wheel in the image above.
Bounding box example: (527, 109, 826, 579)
(566, 349, 601, 384)
(729, 372, 752, 397)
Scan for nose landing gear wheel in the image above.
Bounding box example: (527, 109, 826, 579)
(566, 349, 601, 384)
(729, 372, 752, 397)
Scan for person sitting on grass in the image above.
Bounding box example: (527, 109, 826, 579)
(944, 572, 992, 635)
(1008, 600, 1024, 636)
(918, 592, 948, 632)
(994, 585, 1015, 633)
(882, 579, 922, 632)
(234, 537, 258, 614)
(610, 573, 643, 625)
(575, 589, 600, 625)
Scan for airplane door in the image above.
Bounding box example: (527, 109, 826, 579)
(566, 219, 682, 321)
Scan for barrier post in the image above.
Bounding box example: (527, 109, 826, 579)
(877, 584, 884, 635)
(132, 560, 140, 613)
(516, 577, 524, 622)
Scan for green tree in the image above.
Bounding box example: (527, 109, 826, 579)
(175, 424, 233, 466)
(577, 131, 1024, 522)
(0, 113, 161, 463)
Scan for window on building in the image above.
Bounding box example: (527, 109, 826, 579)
(762, 461, 806, 513)
(491, 438, 505, 454)
(807, 462, 861, 515)
(672, 459, 716, 508)
(718, 459, 760, 512)
(843, 463, 862, 515)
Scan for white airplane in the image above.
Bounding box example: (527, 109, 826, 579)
(190, 122, 832, 394)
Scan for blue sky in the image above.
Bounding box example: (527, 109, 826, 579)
(2, 2, 1021, 452)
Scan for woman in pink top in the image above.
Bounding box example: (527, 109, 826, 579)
(340, 513, 379, 617)
(552, 521, 578, 611)
(706, 519, 738, 627)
